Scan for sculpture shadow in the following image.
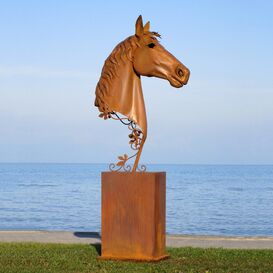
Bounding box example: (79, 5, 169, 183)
(90, 242, 101, 256)
(73, 232, 101, 255)
(73, 231, 100, 239)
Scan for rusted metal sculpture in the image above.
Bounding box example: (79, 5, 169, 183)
(95, 15, 190, 172)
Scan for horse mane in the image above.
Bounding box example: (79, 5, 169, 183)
(95, 36, 139, 113)
(95, 32, 160, 113)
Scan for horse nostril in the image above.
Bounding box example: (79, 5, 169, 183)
(177, 67, 184, 78)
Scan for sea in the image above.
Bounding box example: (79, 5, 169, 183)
(0, 163, 272, 236)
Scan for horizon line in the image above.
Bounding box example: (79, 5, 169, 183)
(0, 162, 272, 166)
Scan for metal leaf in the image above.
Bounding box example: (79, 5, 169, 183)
(117, 161, 124, 166)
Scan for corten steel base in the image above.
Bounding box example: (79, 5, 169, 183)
(100, 172, 168, 261)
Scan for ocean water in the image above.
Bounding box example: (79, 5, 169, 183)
(0, 163, 272, 236)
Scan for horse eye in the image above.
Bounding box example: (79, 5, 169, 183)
(148, 43, 155, 48)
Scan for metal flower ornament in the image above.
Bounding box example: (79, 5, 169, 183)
(95, 15, 190, 172)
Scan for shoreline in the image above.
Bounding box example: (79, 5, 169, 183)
(0, 231, 273, 249)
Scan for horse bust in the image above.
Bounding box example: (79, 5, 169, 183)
(95, 15, 190, 172)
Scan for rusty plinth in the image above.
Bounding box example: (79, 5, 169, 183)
(100, 172, 168, 261)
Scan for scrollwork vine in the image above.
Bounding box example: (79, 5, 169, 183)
(98, 111, 146, 172)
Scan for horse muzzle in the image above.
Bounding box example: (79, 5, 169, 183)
(176, 66, 190, 85)
(168, 66, 190, 88)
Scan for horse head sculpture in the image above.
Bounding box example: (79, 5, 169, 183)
(95, 15, 190, 172)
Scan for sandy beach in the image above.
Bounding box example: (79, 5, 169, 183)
(0, 231, 273, 249)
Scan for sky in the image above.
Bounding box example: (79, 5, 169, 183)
(0, 0, 273, 164)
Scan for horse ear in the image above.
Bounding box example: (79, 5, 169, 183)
(135, 15, 144, 37)
(143, 21, 150, 32)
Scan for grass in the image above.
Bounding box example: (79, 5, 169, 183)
(0, 243, 273, 273)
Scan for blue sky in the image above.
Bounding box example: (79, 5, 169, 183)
(0, 0, 273, 164)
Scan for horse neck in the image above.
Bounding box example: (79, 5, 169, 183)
(109, 61, 147, 135)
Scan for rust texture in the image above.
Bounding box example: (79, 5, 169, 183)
(100, 172, 168, 261)
(94, 15, 190, 172)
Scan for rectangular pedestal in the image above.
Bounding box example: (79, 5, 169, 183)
(100, 172, 167, 261)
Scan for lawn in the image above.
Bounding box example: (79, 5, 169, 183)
(0, 242, 272, 273)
